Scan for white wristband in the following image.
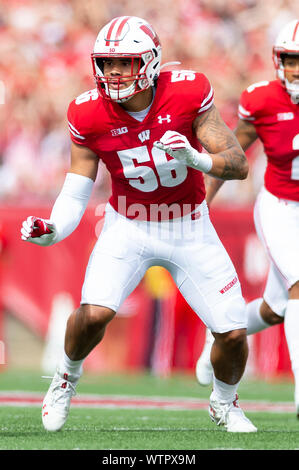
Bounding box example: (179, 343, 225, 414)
(188, 149, 213, 173)
(50, 172, 94, 243)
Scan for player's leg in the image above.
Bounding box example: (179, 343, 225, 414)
(42, 205, 148, 431)
(42, 304, 115, 432)
(176, 274, 257, 433)
(64, 304, 116, 361)
(246, 263, 286, 334)
(170, 204, 257, 432)
(195, 301, 280, 378)
(196, 260, 287, 386)
(254, 189, 299, 416)
(245, 298, 281, 333)
(210, 327, 248, 386)
(284, 280, 299, 417)
(195, 327, 214, 386)
(197, 189, 298, 387)
(195, 300, 282, 386)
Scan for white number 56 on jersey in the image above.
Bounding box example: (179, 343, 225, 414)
(117, 145, 188, 192)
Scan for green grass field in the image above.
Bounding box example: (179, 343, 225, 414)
(0, 369, 299, 453)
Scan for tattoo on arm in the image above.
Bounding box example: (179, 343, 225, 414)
(218, 147, 247, 180)
(234, 119, 258, 151)
(194, 105, 248, 180)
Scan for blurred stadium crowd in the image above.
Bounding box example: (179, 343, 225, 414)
(0, 0, 298, 204)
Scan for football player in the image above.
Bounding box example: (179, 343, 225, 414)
(196, 19, 299, 418)
(21, 16, 257, 433)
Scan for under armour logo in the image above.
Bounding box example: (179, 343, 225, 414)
(158, 115, 171, 124)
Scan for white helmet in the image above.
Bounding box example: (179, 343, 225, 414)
(273, 19, 299, 103)
(91, 16, 162, 103)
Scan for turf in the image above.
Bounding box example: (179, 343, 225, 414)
(1, 407, 299, 451)
(0, 369, 298, 453)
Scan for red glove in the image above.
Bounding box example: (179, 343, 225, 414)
(21, 216, 57, 246)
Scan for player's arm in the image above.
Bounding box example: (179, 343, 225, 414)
(154, 104, 249, 181)
(68, 141, 99, 181)
(21, 142, 98, 246)
(203, 174, 225, 206)
(234, 118, 258, 151)
(193, 104, 249, 180)
(203, 117, 258, 204)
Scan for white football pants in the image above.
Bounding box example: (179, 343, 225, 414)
(254, 187, 299, 316)
(81, 201, 246, 333)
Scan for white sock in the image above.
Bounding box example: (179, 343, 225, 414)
(284, 300, 299, 402)
(212, 376, 239, 404)
(58, 350, 84, 381)
(246, 298, 269, 335)
(200, 328, 214, 361)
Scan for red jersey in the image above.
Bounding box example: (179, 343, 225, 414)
(67, 70, 214, 220)
(238, 79, 299, 202)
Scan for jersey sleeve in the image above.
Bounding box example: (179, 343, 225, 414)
(67, 101, 89, 146)
(196, 74, 214, 115)
(238, 81, 270, 122)
(238, 90, 256, 122)
(67, 89, 100, 147)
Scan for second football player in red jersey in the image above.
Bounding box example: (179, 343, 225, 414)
(21, 16, 257, 433)
(196, 19, 299, 418)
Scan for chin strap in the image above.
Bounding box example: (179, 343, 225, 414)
(107, 81, 137, 103)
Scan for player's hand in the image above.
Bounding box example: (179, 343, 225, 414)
(154, 130, 213, 173)
(153, 130, 196, 165)
(21, 216, 57, 246)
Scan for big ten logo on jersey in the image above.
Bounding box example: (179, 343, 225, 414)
(277, 112, 294, 121)
(111, 127, 128, 136)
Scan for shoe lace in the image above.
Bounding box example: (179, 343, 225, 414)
(42, 375, 77, 408)
(216, 403, 230, 426)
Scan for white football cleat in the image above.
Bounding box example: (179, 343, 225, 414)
(195, 328, 214, 386)
(209, 393, 257, 433)
(42, 370, 79, 432)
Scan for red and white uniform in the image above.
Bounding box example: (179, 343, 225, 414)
(68, 71, 247, 332)
(238, 79, 299, 202)
(239, 79, 299, 310)
(67, 71, 213, 220)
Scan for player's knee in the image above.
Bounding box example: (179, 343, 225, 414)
(81, 304, 116, 330)
(214, 328, 247, 352)
(260, 301, 284, 325)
